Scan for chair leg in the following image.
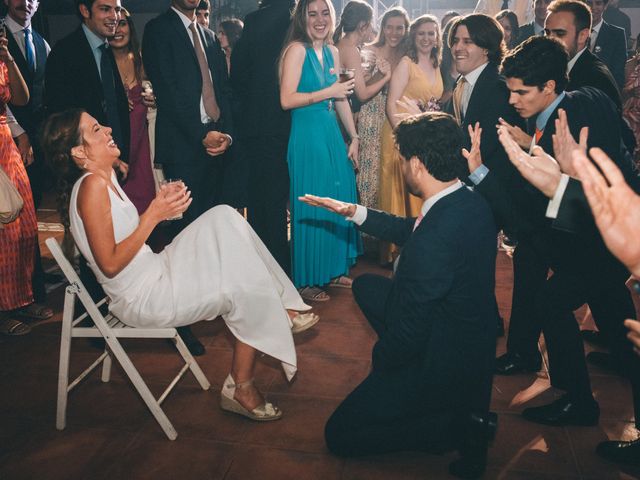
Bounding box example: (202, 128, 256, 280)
(174, 333, 211, 391)
(104, 336, 178, 440)
(101, 350, 112, 382)
(56, 291, 75, 431)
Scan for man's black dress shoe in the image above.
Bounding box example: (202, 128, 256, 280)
(495, 352, 541, 375)
(586, 351, 623, 376)
(449, 412, 498, 479)
(177, 326, 205, 356)
(581, 329, 608, 348)
(596, 437, 640, 466)
(522, 395, 599, 426)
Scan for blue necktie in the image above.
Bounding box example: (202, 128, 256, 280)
(23, 28, 35, 72)
(98, 43, 123, 154)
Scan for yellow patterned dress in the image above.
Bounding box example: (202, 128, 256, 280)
(378, 60, 443, 264)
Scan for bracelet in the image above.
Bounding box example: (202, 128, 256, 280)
(350, 134, 360, 142)
(307, 92, 314, 105)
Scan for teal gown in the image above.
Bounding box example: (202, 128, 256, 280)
(288, 45, 361, 288)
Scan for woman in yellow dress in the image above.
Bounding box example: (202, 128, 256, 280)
(379, 15, 443, 264)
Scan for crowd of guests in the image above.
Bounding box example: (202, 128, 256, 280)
(1, 0, 640, 477)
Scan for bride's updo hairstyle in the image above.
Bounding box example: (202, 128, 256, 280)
(41, 108, 84, 232)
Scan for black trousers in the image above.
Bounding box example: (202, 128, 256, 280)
(324, 274, 458, 456)
(507, 240, 640, 425)
(246, 135, 291, 276)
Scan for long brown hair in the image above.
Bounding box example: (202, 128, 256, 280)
(282, 0, 336, 47)
(406, 15, 441, 68)
(333, 0, 373, 44)
(373, 6, 410, 48)
(41, 109, 84, 235)
(115, 8, 145, 84)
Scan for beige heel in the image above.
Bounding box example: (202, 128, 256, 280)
(220, 374, 282, 421)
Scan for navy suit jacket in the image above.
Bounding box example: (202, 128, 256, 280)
(446, 63, 526, 232)
(6, 23, 48, 137)
(593, 21, 627, 88)
(45, 26, 130, 160)
(358, 187, 497, 412)
(142, 9, 232, 168)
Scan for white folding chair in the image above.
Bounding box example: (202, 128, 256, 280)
(46, 237, 211, 440)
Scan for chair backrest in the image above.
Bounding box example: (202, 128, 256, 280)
(45, 237, 113, 333)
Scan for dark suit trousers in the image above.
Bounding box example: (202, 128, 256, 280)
(324, 274, 458, 456)
(246, 135, 291, 276)
(506, 240, 550, 360)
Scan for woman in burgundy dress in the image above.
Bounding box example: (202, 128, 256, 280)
(109, 9, 156, 215)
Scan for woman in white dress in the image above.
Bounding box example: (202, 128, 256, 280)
(42, 109, 319, 422)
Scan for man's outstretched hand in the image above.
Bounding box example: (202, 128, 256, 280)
(298, 194, 357, 218)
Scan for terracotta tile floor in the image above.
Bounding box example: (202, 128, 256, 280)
(2, 205, 640, 479)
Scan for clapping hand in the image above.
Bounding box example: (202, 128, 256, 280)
(298, 194, 356, 218)
(497, 117, 532, 149)
(462, 122, 483, 172)
(572, 147, 640, 277)
(551, 108, 587, 176)
(498, 125, 561, 198)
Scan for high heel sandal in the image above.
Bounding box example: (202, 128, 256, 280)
(220, 374, 282, 421)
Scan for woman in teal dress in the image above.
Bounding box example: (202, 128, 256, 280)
(280, 0, 361, 302)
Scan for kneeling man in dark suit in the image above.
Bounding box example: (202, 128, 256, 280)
(301, 112, 498, 479)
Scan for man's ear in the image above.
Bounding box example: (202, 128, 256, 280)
(577, 28, 590, 49)
(78, 3, 91, 20)
(544, 79, 557, 95)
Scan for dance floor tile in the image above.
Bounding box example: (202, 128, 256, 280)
(96, 433, 236, 480)
(489, 414, 580, 476)
(0, 426, 136, 480)
(239, 394, 342, 453)
(268, 354, 370, 399)
(225, 446, 344, 480)
(567, 420, 640, 479)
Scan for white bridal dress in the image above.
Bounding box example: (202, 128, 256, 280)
(69, 172, 310, 379)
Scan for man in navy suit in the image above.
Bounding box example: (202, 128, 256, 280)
(481, 36, 637, 431)
(303, 113, 498, 479)
(45, 0, 129, 163)
(583, 0, 626, 87)
(142, 0, 233, 227)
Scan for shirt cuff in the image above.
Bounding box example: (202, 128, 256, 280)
(468, 164, 489, 185)
(545, 173, 570, 219)
(225, 134, 233, 146)
(347, 204, 367, 225)
(6, 107, 25, 138)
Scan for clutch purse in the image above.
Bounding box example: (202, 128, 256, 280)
(0, 164, 24, 226)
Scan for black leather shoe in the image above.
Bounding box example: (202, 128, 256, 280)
(449, 412, 498, 479)
(581, 329, 608, 348)
(586, 351, 623, 376)
(522, 395, 599, 426)
(495, 352, 541, 375)
(596, 437, 640, 466)
(176, 326, 205, 356)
